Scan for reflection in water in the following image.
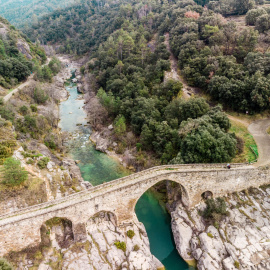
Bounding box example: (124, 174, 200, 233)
(136, 191, 192, 270)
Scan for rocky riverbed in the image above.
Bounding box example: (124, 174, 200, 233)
(170, 186, 270, 270)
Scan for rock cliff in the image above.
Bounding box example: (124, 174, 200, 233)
(8, 212, 163, 270)
(171, 186, 270, 269)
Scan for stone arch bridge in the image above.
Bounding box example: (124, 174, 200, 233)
(0, 163, 270, 256)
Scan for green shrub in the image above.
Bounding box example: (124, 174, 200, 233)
(136, 143, 142, 151)
(114, 241, 126, 252)
(34, 87, 48, 104)
(19, 105, 29, 115)
(26, 158, 34, 165)
(44, 136, 57, 150)
(207, 232, 214, 238)
(234, 261, 240, 269)
(1, 157, 28, 186)
(30, 104, 38, 112)
(133, 244, 140, 251)
(37, 157, 50, 169)
(0, 258, 13, 270)
(202, 197, 229, 226)
(127, 230, 135, 239)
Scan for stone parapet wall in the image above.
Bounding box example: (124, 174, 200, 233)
(0, 164, 269, 256)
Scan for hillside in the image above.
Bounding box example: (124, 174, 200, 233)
(23, 0, 270, 167)
(0, 17, 47, 96)
(0, 0, 77, 28)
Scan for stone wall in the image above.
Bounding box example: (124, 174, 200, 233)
(0, 164, 269, 256)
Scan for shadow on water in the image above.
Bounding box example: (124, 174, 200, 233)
(136, 191, 194, 270)
(59, 78, 195, 269)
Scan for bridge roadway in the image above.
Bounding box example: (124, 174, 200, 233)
(1, 162, 270, 256)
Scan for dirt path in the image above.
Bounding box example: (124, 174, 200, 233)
(164, 32, 202, 99)
(227, 115, 250, 127)
(248, 119, 270, 167)
(3, 74, 34, 103)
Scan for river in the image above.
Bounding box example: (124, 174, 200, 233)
(59, 76, 191, 270)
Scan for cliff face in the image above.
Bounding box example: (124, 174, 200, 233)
(171, 186, 270, 270)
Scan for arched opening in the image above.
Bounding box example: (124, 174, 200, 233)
(201, 191, 213, 200)
(40, 217, 74, 249)
(135, 180, 190, 270)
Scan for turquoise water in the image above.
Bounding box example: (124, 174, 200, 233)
(59, 83, 129, 184)
(136, 191, 191, 270)
(59, 78, 192, 270)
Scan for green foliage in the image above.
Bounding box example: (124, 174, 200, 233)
(48, 57, 61, 75)
(1, 157, 28, 186)
(0, 0, 76, 28)
(0, 141, 15, 164)
(44, 135, 57, 150)
(114, 115, 126, 137)
(19, 105, 29, 115)
(179, 115, 236, 163)
(34, 87, 48, 104)
(114, 241, 126, 252)
(30, 104, 38, 112)
(37, 157, 50, 169)
(202, 197, 228, 219)
(234, 261, 240, 269)
(35, 66, 52, 82)
(0, 258, 13, 270)
(0, 104, 15, 122)
(133, 244, 140, 251)
(127, 230, 135, 239)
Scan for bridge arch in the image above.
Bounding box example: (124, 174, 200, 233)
(132, 179, 191, 219)
(201, 191, 213, 200)
(40, 217, 74, 249)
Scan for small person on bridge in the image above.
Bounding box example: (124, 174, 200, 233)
(227, 163, 231, 169)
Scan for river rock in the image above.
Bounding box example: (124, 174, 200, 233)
(90, 132, 109, 153)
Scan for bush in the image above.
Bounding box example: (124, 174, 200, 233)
(202, 197, 228, 221)
(30, 104, 38, 112)
(234, 261, 240, 269)
(133, 244, 140, 251)
(37, 157, 50, 169)
(0, 258, 13, 270)
(114, 241, 126, 252)
(44, 137, 57, 150)
(19, 105, 29, 115)
(34, 87, 48, 104)
(127, 230, 135, 239)
(2, 157, 28, 186)
(114, 115, 126, 137)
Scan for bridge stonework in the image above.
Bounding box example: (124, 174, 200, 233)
(0, 164, 269, 256)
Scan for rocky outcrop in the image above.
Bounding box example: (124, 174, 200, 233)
(90, 131, 109, 153)
(17, 39, 32, 59)
(171, 187, 270, 270)
(10, 212, 163, 270)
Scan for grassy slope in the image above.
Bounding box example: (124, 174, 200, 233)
(230, 120, 258, 163)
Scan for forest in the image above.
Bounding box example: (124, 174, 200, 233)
(0, 0, 77, 28)
(22, 0, 270, 165)
(0, 17, 46, 89)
